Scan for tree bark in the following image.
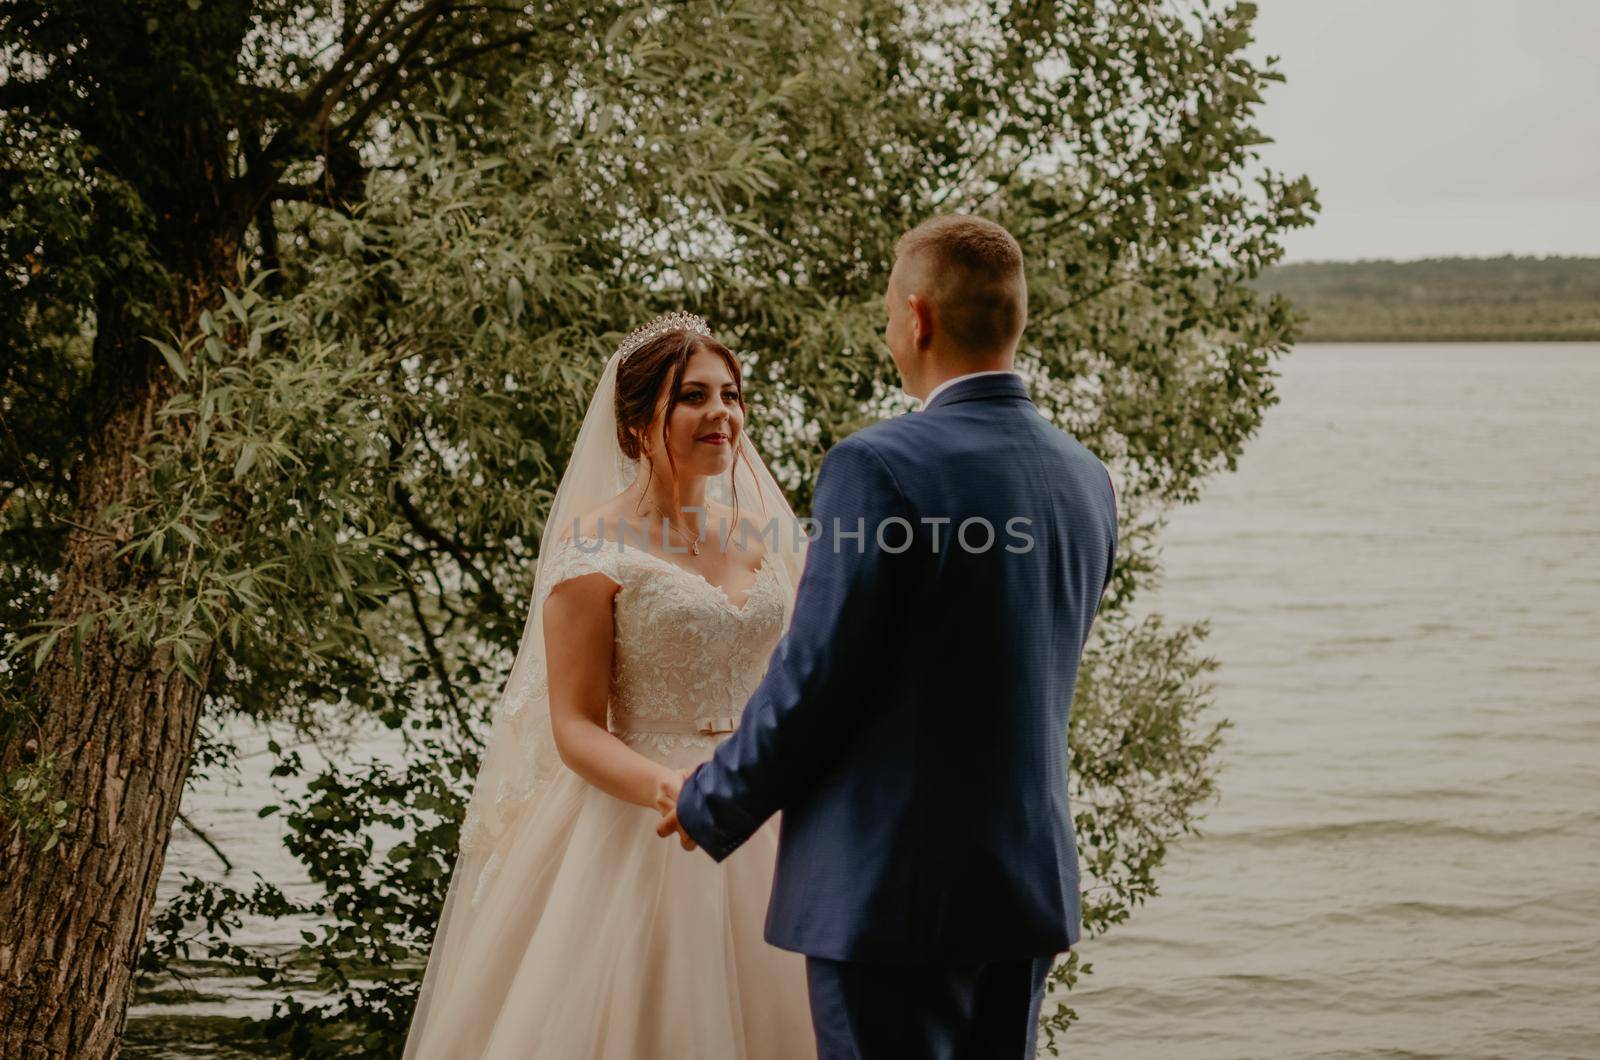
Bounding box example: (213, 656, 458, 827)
(0, 263, 226, 1058)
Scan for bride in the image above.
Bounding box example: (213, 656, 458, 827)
(402, 314, 817, 1059)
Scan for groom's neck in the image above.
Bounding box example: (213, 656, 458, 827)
(910, 350, 1016, 402)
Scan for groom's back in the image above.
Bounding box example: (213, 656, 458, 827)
(766, 371, 1116, 961)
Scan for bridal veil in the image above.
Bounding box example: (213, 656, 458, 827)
(402, 329, 807, 1056)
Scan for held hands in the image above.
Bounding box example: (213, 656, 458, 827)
(653, 768, 697, 851)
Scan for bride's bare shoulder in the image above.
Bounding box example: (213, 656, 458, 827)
(561, 495, 647, 547)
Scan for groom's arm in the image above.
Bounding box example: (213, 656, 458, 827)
(674, 433, 907, 861)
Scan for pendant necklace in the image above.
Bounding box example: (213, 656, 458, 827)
(650, 502, 703, 556)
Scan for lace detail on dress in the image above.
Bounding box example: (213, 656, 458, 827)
(457, 534, 787, 878)
(491, 538, 621, 725)
(528, 536, 624, 601)
(612, 730, 731, 756)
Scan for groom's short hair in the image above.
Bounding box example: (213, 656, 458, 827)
(895, 215, 1027, 355)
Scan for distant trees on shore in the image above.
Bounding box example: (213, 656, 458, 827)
(1255, 256, 1600, 341)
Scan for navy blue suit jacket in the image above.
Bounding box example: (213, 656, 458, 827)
(676, 372, 1118, 962)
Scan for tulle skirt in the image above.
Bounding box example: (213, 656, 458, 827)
(403, 747, 817, 1060)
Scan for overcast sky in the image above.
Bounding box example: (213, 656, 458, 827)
(1246, 0, 1599, 262)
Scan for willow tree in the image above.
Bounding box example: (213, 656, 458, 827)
(2, 0, 1315, 1055)
(0, 1, 710, 1053)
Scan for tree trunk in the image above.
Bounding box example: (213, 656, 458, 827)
(0, 272, 225, 1058)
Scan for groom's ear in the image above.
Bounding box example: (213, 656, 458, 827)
(908, 293, 935, 350)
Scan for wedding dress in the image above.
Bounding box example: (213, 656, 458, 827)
(403, 322, 816, 1060)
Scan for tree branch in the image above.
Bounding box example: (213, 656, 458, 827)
(400, 25, 541, 81)
(305, 0, 452, 131)
(267, 177, 358, 215)
(401, 569, 476, 736)
(293, 0, 409, 124)
(243, 0, 451, 207)
(391, 481, 507, 617)
(255, 198, 282, 294)
(176, 811, 234, 873)
(327, 7, 455, 142)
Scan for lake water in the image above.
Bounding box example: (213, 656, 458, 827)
(129, 343, 1600, 1058)
(1066, 343, 1600, 1060)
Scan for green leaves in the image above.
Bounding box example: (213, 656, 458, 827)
(2, 0, 1313, 1051)
(233, 440, 259, 480)
(151, 337, 190, 382)
(505, 274, 525, 325)
(0, 751, 74, 854)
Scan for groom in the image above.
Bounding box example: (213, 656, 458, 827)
(660, 214, 1118, 1059)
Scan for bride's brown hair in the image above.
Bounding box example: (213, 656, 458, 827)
(615, 328, 755, 522)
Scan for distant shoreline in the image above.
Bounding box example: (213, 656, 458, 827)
(1253, 256, 1600, 343)
(1286, 336, 1600, 344)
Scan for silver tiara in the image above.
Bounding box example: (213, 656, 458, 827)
(615, 311, 711, 361)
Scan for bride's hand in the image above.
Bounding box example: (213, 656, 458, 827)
(651, 768, 684, 815)
(653, 768, 697, 850)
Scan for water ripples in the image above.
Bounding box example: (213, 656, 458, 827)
(1063, 345, 1600, 1059)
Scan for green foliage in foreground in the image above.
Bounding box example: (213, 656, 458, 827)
(5, 0, 1313, 1055)
(1255, 256, 1600, 341)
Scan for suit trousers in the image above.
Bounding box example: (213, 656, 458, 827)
(804, 953, 1055, 1060)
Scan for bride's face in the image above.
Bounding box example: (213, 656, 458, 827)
(645, 347, 744, 479)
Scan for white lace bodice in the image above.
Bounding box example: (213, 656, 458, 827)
(457, 533, 789, 874)
(535, 534, 789, 758)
